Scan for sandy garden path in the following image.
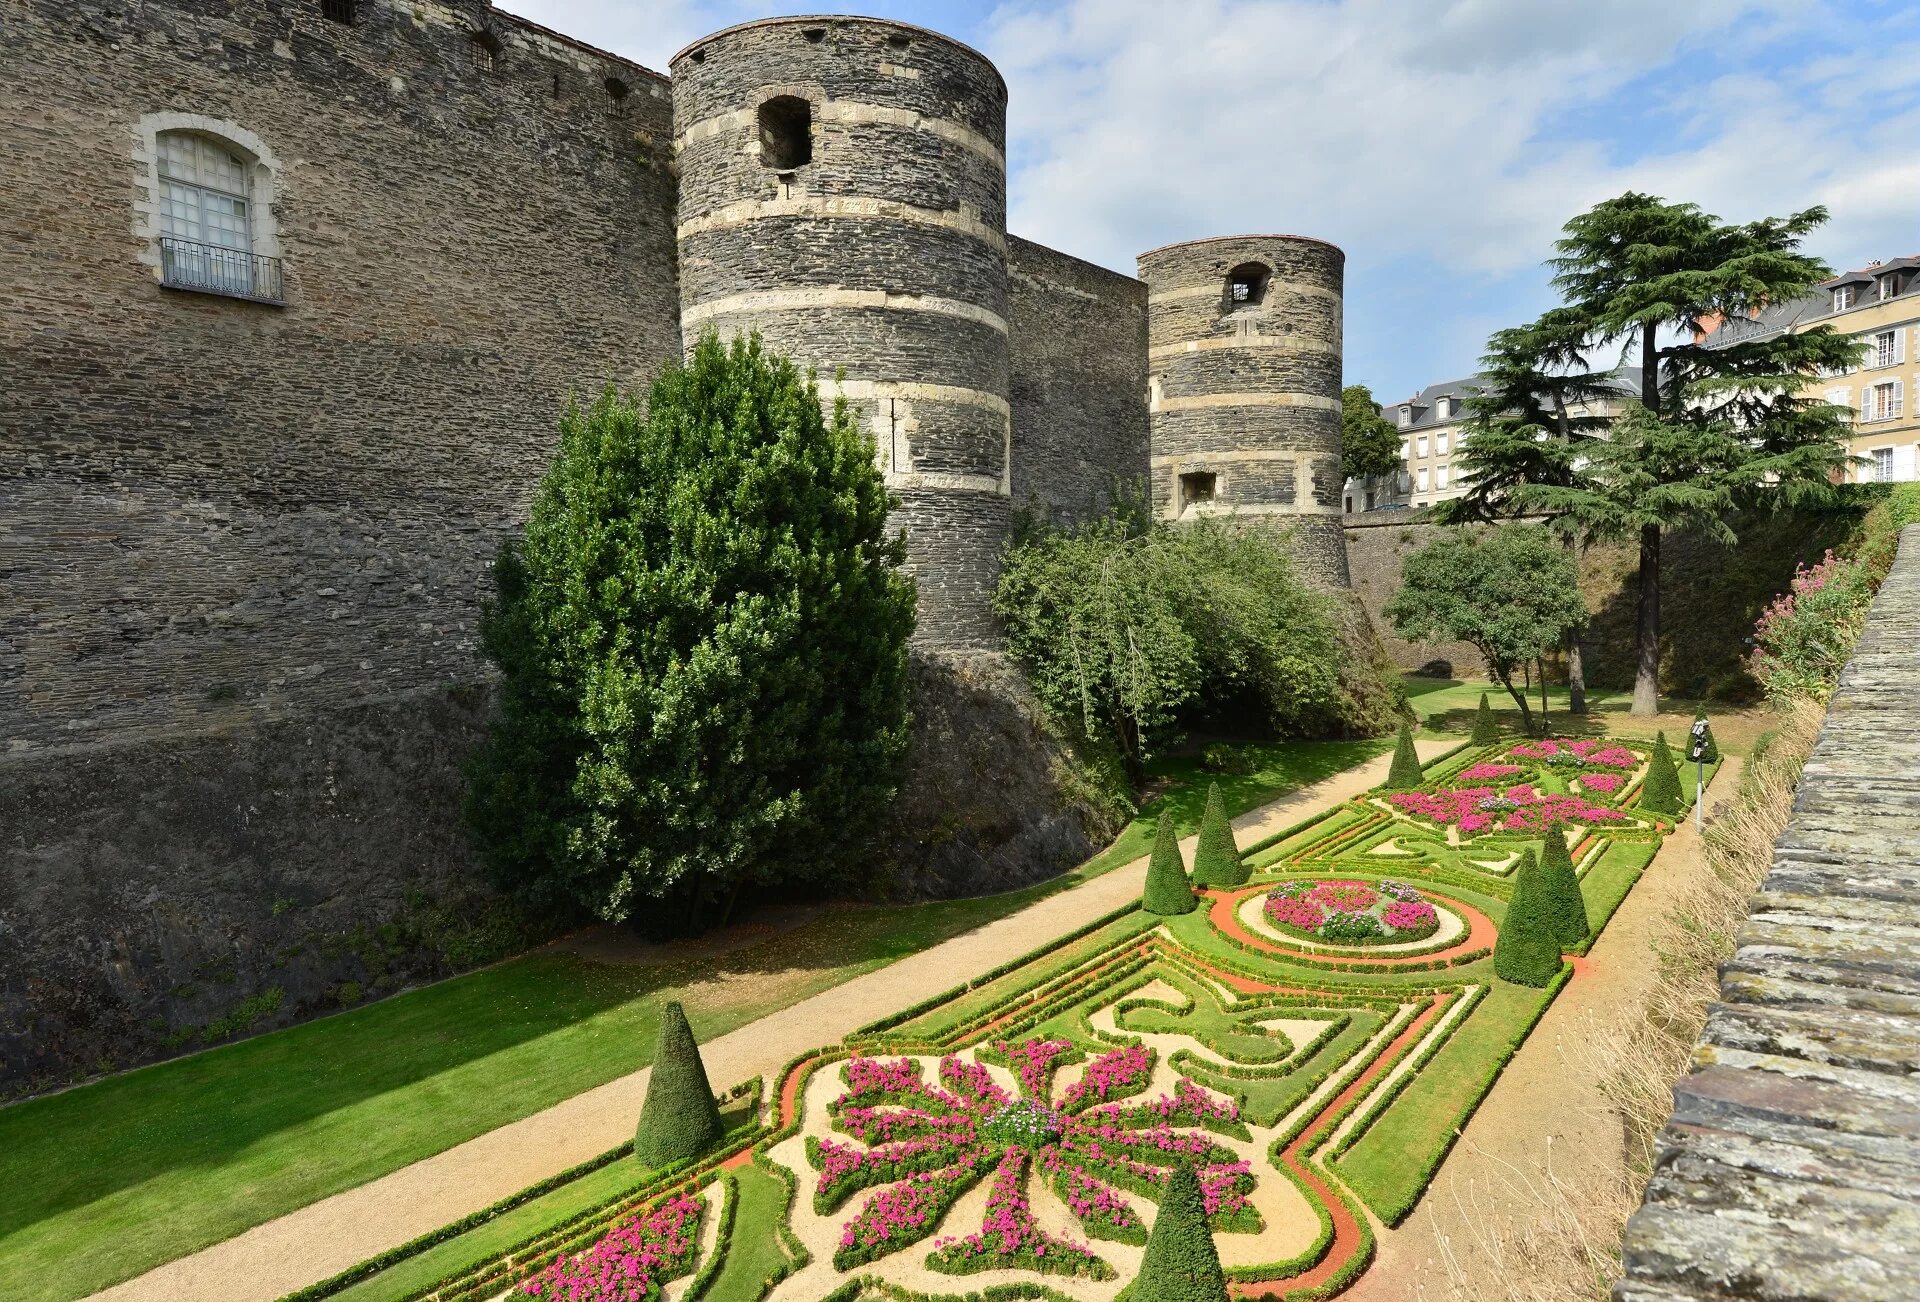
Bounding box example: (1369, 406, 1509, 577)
(1345, 757, 1745, 1302)
(95, 740, 1454, 1302)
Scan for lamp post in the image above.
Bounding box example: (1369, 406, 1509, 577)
(1687, 719, 1714, 832)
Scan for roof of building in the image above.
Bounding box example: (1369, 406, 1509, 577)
(1381, 365, 1640, 432)
(1702, 255, 1920, 348)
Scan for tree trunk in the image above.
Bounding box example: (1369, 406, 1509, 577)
(1497, 666, 1534, 737)
(1539, 658, 1549, 732)
(1561, 534, 1587, 714)
(1631, 521, 1661, 715)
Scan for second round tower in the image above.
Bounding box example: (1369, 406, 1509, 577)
(671, 17, 1012, 648)
(1137, 235, 1351, 587)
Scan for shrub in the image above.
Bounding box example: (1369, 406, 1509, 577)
(995, 506, 1398, 783)
(1471, 692, 1499, 744)
(1200, 743, 1255, 775)
(1639, 732, 1682, 815)
(1536, 826, 1590, 951)
(1142, 813, 1196, 916)
(465, 331, 916, 931)
(1749, 549, 1877, 704)
(1493, 851, 1562, 987)
(1129, 1163, 1229, 1302)
(1190, 784, 1246, 888)
(1385, 720, 1424, 789)
(634, 1000, 723, 1168)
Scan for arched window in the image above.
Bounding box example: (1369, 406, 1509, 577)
(1226, 262, 1270, 307)
(468, 31, 501, 72)
(758, 96, 813, 170)
(157, 131, 268, 299)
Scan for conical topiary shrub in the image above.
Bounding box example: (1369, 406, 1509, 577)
(1385, 719, 1424, 790)
(1493, 851, 1562, 987)
(1536, 826, 1590, 951)
(1142, 812, 1196, 916)
(1691, 714, 1719, 764)
(1639, 731, 1683, 815)
(1130, 1163, 1229, 1302)
(1471, 692, 1500, 745)
(1190, 784, 1247, 889)
(634, 1000, 724, 1169)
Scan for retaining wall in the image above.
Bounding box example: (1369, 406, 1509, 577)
(1617, 524, 1920, 1299)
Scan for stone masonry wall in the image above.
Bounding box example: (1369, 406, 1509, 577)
(1617, 525, 1920, 1299)
(1007, 236, 1150, 523)
(0, 0, 682, 753)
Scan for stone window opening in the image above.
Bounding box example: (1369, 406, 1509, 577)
(1179, 471, 1218, 512)
(802, 26, 827, 43)
(144, 124, 284, 304)
(1226, 262, 1270, 308)
(468, 31, 502, 72)
(758, 96, 813, 170)
(887, 33, 912, 49)
(605, 76, 631, 112)
(320, 0, 358, 24)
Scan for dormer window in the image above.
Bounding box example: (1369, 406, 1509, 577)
(1226, 262, 1270, 307)
(1398, 405, 1411, 427)
(1834, 284, 1855, 312)
(1879, 275, 1898, 302)
(1434, 396, 1451, 420)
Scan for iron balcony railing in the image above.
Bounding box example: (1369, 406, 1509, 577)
(158, 236, 285, 305)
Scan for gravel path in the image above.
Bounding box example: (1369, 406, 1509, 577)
(95, 740, 1453, 1302)
(1346, 756, 1746, 1301)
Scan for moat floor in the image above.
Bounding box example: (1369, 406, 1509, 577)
(1349, 756, 1745, 1302)
(95, 741, 1457, 1302)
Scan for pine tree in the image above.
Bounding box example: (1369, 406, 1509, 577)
(1493, 851, 1563, 987)
(1130, 1163, 1229, 1302)
(1536, 826, 1590, 951)
(1141, 812, 1196, 916)
(1640, 731, 1683, 814)
(1449, 194, 1858, 716)
(1471, 691, 1500, 744)
(1190, 784, 1246, 889)
(1385, 719, 1425, 789)
(466, 331, 917, 931)
(634, 1000, 724, 1168)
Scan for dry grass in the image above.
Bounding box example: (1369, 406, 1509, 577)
(1428, 702, 1824, 1302)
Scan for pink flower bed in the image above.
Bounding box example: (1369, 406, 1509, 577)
(817, 1041, 1253, 1270)
(1460, 762, 1523, 781)
(1383, 900, 1438, 931)
(522, 1193, 701, 1301)
(1577, 772, 1625, 794)
(1508, 738, 1638, 769)
(1262, 878, 1441, 945)
(1305, 880, 1378, 911)
(1388, 785, 1627, 836)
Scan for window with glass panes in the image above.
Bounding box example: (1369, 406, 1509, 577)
(159, 134, 252, 254)
(1873, 447, 1894, 482)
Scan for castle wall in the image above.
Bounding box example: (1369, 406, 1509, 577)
(1138, 235, 1351, 587)
(671, 17, 1013, 649)
(1007, 236, 1151, 522)
(0, 0, 682, 753)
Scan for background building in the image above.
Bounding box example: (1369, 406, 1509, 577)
(1701, 255, 1920, 483)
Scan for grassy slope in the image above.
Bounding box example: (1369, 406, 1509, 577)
(0, 737, 1392, 1302)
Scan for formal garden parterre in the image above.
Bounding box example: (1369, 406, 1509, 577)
(299, 735, 1715, 1302)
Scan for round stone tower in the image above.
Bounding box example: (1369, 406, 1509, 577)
(1136, 235, 1351, 587)
(671, 16, 1012, 649)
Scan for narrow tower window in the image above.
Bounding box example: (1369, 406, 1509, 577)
(758, 96, 813, 169)
(1226, 262, 1270, 307)
(468, 31, 501, 72)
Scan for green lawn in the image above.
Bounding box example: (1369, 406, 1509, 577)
(0, 737, 1392, 1302)
(1403, 674, 1765, 755)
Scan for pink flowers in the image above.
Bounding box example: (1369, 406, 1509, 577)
(1388, 784, 1625, 836)
(1507, 738, 1637, 769)
(521, 1193, 701, 1301)
(1383, 900, 1438, 931)
(926, 1150, 1111, 1278)
(1460, 762, 1523, 781)
(1264, 895, 1324, 930)
(997, 1038, 1073, 1100)
(1060, 1045, 1153, 1110)
(1577, 772, 1624, 794)
(1306, 880, 1378, 911)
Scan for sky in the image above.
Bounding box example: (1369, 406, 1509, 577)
(500, 0, 1920, 403)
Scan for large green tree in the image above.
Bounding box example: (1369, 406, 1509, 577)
(1434, 309, 1617, 712)
(1449, 193, 1859, 714)
(1341, 384, 1405, 496)
(466, 332, 918, 931)
(1383, 526, 1588, 736)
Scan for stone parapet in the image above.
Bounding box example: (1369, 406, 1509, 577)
(1617, 524, 1920, 1300)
